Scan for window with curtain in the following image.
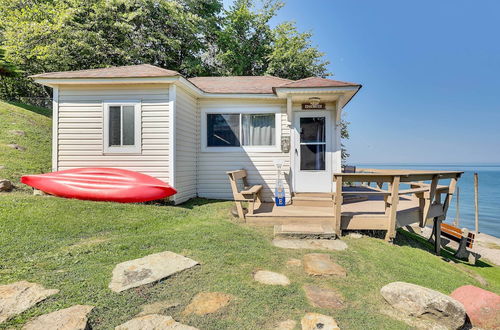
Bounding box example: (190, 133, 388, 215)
(206, 113, 276, 147)
(104, 102, 141, 153)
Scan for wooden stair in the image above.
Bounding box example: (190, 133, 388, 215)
(292, 192, 334, 207)
(274, 223, 336, 239)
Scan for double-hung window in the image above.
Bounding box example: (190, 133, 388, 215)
(103, 101, 141, 153)
(204, 109, 280, 152)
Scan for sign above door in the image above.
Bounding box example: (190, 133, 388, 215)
(301, 103, 326, 110)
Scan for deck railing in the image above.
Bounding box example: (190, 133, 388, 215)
(333, 169, 463, 241)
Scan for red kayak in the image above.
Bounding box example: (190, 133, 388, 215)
(21, 168, 177, 203)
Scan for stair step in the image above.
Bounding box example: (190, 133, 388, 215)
(292, 194, 334, 207)
(274, 224, 336, 239)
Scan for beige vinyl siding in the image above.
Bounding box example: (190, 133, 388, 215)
(197, 99, 290, 201)
(174, 87, 198, 203)
(57, 84, 171, 183)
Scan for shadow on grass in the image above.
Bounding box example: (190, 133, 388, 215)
(395, 229, 493, 268)
(144, 197, 226, 209)
(5, 101, 52, 118)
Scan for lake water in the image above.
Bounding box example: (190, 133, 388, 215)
(355, 164, 500, 238)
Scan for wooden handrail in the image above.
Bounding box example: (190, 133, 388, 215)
(332, 169, 463, 242)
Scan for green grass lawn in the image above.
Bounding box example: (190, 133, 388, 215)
(0, 193, 498, 329)
(1, 100, 499, 329)
(0, 101, 52, 191)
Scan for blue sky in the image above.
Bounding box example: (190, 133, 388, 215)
(224, 0, 500, 164)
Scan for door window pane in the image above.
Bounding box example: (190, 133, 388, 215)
(242, 114, 275, 146)
(300, 144, 325, 170)
(207, 114, 240, 147)
(109, 106, 121, 146)
(122, 106, 135, 145)
(300, 117, 325, 143)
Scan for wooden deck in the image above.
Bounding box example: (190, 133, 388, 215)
(234, 169, 464, 242)
(246, 194, 421, 230)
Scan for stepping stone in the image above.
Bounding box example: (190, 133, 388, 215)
(23, 305, 93, 330)
(272, 239, 347, 251)
(381, 282, 466, 330)
(137, 301, 180, 317)
(109, 251, 198, 292)
(0, 179, 13, 192)
(304, 285, 344, 309)
(7, 143, 26, 151)
(10, 130, 25, 136)
(451, 285, 500, 329)
(286, 258, 302, 267)
(303, 254, 346, 277)
(115, 314, 197, 330)
(274, 224, 335, 239)
(274, 319, 296, 330)
(301, 312, 339, 330)
(182, 292, 232, 316)
(0, 281, 59, 324)
(253, 270, 290, 286)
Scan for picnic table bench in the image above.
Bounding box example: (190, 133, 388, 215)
(227, 169, 263, 219)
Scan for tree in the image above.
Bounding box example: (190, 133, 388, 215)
(266, 22, 329, 79)
(0, 48, 22, 99)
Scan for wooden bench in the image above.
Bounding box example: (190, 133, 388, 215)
(227, 170, 263, 219)
(429, 222, 478, 261)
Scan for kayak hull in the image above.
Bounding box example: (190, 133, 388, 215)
(21, 168, 177, 203)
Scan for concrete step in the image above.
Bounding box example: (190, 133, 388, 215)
(274, 223, 336, 239)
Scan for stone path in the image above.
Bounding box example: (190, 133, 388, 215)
(109, 251, 199, 292)
(274, 319, 297, 330)
(272, 239, 347, 251)
(301, 312, 340, 330)
(182, 292, 232, 316)
(22, 305, 93, 330)
(115, 314, 198, 330)
(285, 258, 302, 267)
(303, 253, 347, 277)
(0, 281, 59, 324)
(253, 270, 290, 286)
(304, 285, 344, 309)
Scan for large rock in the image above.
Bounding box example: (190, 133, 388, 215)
(303, 285, 344, 309)
(380, 282, 466, 329)
(451, 285, 500, 329)
(253, 270, 290, 286)
(0, 281, 59, 324)
(182, 292, 232, 316)
(115, 314, 197, 330)
(109, 251, 198, 292)
(301, 313, 339, 330)
(23, 305, 94, 330)
(0, 179, 13, 192)
(303, 254, 346, 277)
(272, 239, 347, 251)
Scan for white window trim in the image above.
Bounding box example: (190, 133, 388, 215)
(201, 106, 282, 153)
(103, 100, 142, 154)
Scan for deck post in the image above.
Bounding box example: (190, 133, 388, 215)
(422, 175, 439, 226)
(384, 175, 401, 242)
(334, 175, 343, 238)
(440, 175, 458, 220)
(433, 217, 442, 255)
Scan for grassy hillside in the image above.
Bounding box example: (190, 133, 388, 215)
(0, 101, 498, 329)
(0, 194, 498, 329)
(0, 101, 52, 190)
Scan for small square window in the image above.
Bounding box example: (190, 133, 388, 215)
(104, 102, 141, 153)
(207, 114, 240, 147)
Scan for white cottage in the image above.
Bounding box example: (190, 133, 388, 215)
(32, 64, 361, 204)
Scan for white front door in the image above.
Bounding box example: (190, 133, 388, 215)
(293, 111, 332, 192)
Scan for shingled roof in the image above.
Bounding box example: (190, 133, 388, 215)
(31, 64, 360, 94)
(188, 76, 292, 94)
(30, 64, 180, 79)
(276, 76, 360, 88)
